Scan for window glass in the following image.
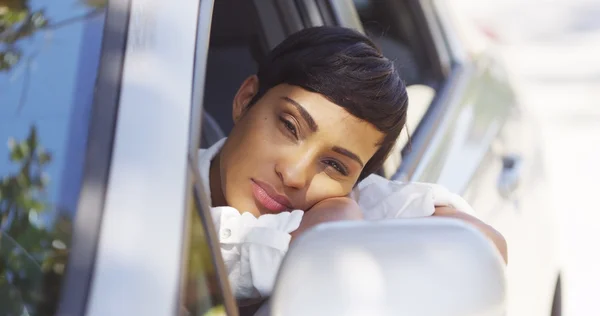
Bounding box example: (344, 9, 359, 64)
(0, 1, 107, 314)
(179, 185, 227, 316)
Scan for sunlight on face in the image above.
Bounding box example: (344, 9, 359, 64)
(213, 82, 384, 216)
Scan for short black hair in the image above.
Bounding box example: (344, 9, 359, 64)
(251, 26, 407, 181)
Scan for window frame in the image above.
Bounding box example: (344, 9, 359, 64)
(84, 0, 211, 314)
(397, 0, 474, 181)
(55, 1, 131, 315)
(389, 0, 456, 180)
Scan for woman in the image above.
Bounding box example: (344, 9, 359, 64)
(198, 26, 507, 300)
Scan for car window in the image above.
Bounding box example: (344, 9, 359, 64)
(0, 1, 106, 315)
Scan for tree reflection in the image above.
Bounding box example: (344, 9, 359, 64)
(0, 126, 71, 315)
(1, 0, 107, 110)
(1, 1, 108, 314)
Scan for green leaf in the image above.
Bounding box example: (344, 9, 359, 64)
(31, 12, 48, 28)
(80, 0, 109, 9)
(28, 201, 44, 213)
(0, 51, 22, 72)
(26, 127, 37, 150)
(2, 10, 28, 24)
(9, 145, 24, 162)
(37, 152, 51, 165)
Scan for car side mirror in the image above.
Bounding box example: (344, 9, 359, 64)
(266, 218, 506, 316)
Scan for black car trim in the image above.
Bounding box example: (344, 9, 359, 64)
(410, 0, 451, 80)
(295, 0, 325, 27)
(275, 0, 305, 34)
(314, 0, 335, 26)
(55, 1, 131, 315)
(253, 0, 287, 49)
(394, 0, 468, 180)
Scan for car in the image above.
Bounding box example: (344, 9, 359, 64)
(0, 0, 560, 315)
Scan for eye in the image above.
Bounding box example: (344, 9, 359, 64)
(280, 117, 298, 138)
(324, 159, 349, 176)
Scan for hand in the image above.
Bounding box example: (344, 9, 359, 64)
(433, 206, 508, 264)
(290, 197, 363, 241)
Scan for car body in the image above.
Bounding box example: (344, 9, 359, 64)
(0, 0, 560, 315)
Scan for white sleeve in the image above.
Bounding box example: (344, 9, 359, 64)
(428, 183, 477, 217)
(355, 174, 477, 220)
(210, 207, 304, 299)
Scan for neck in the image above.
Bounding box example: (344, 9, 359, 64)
(209, 152, 227, 207)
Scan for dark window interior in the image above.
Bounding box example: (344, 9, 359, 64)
(201, 0, 266, 147)
(353, 0, 441, 88)
(352, 0, 446, 177)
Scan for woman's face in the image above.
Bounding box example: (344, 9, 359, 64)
(211, 76, 384, 216)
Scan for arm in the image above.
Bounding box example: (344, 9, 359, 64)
(290, 197, 363, 241)
(289, 198, 508, 264)
(433, 206, 508, 264)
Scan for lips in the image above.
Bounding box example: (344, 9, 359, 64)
(251, 179, 292, 213)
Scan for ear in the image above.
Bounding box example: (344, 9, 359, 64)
(232, 75, 259, 123)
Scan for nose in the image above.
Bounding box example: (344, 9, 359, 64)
(275, 149, 316, 190)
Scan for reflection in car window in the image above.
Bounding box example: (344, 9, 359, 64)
(180, 186, 226, 316)
(0, 1, 106, 315)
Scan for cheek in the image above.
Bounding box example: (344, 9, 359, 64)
(304, 176, 352, 208)
(230, 113, 293, 162)
(222, 115, 281, 179)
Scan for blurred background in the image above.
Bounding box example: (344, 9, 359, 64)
(455, 0, 600, 315)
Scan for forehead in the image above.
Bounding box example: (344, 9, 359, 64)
(268, 84, 384, 159)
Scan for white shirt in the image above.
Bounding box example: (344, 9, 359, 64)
(198, 138, 476, 299)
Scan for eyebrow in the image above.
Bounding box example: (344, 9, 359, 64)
(281, 97, 318, 132)
(333, 146, 364, 168)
